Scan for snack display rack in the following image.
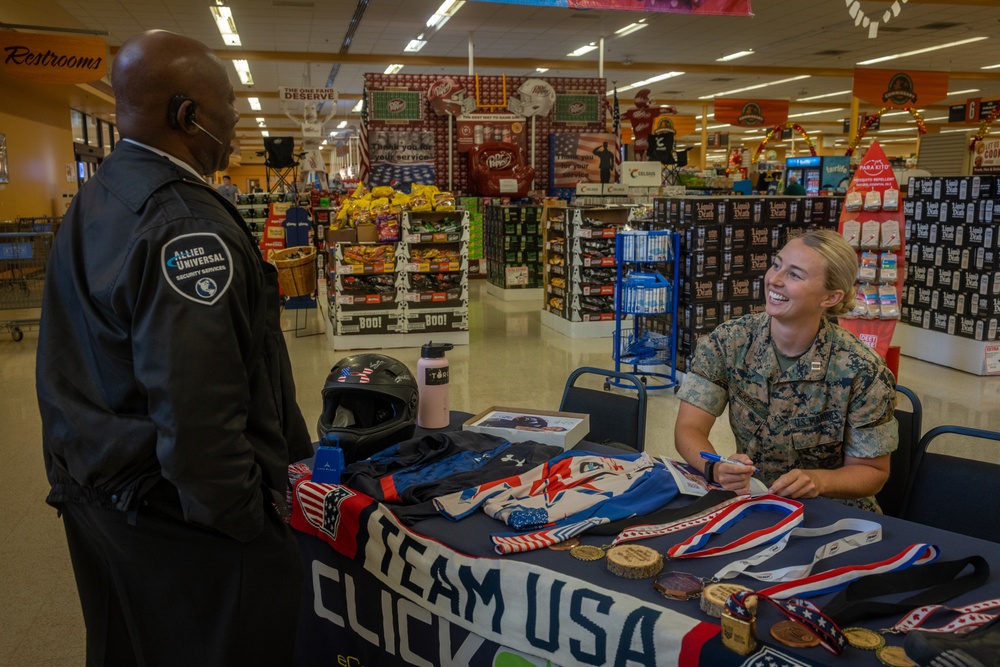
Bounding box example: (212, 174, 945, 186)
(540, 205, 631, 338)
(483, 204, 543, 301)
(326, 209, 470, 350)
(612, 230, 681, 391)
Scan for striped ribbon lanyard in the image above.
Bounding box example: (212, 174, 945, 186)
(726, 589, 849, 655)
(889, 597, 1000, 635)
(666, 495, 805, 560)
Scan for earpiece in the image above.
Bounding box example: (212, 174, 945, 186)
(167, 95, 195, 129)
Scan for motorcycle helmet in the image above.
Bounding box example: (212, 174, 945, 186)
(317, 353, 419, 463)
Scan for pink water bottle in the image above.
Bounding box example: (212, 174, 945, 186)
(417, 341, 454, 429)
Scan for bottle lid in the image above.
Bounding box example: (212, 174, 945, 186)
(421, 340, 454, 358)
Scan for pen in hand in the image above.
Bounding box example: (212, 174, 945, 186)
(700, 451, 761, 473)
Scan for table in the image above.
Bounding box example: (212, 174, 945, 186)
(290, 445, 1000, 667)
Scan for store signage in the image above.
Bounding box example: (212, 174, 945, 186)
(550, 132, 615, 190)
(852, 68, 950, 109)
(842, 114, 880, 133)
(714, 99, 788, 127)
(621, 161, 661, 186)
(278, 87, 337, 102)
(972, 137, 1000, 175)
(456, 113, 526, 153)
(555, 94, 601, 123)
(0, 32, 106, 84)
(467, 0, 752, 16)
(948, 98, 1000, 124)
(369, 90, 423, 122)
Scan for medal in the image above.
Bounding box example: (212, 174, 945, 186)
(653, 571, 704, 601)
(547, 537, 580, 551)
(570, 545, 606, 561)
(875, 645, 917, 667)
(843, 627, 885, 650)
(700, 583, 753, 618)
(769, 620, 820, 648)
(605, 545, 663, 579)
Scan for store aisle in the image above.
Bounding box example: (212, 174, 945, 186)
(2, 280, 998, 665)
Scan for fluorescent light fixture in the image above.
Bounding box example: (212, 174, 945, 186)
(882, 109, 924, 117)
(948, 88, 980, 96)
(611, 71, 684, 94)
(982, 63, 1000, 70)
(698, 75, 810, 100)
(923, 116, 949, 122)
(404, 38, 427, 52)
(940, 127, 976, 134)
(337, 121, 348, 129)
(255, 117, 266, 127)
(568, 43, 598, 57)
(352, 99, 363, 113)
(261, 130, 269, 137)
(614, 20, 648, 37)
(210, 6, 241, 46)
(716, 49, 753, 62)
(536, 67, 549, 73)
(426, 0, 465, 29)
(797, 89, 852, 102)
(384, 64, 404, 75)
(248, 97, 261, 111)
(788, 108, 843, 119)
(321, 140, 327, 146)
(232, 60, 253, 86)
(857, 36, 988, 65)
(874, 127, 919, 134)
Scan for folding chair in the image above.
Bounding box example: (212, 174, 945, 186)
(875, 385, 922, 517)
(900, 425, 1000, 543)
(559, 367, 647, 452)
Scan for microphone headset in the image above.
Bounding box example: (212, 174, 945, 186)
(167, 95, 223, 146)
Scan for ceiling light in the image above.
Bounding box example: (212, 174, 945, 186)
(536, 67, 549, 73)
(209, 6, 241, 46)
(788, 108, 843, 118)
(923, 116, 949, 121)
(797, 89, 851, 102)
(255, 117, 266, 127)
(698, 75, 810, 100)
(337, 121, 347, 129)
(716, 50, 754, 62)
(857, 36, 988, 65)
(232, 60, 253, 86)
(384, 64, 404, 75)
(426, 0, 465, 29)
(248, 97, 261, 111)
(405, 38, 427, 52)
(568, 43, 598, 57)
(614, 21, 648, 37)
(352, 99, 363, 113)
(261, 130, 269, 137)
(982, 63, 1000, 70)
(321, 140, 327, 146)
(612, 71, 684, 95)
(948, 88, 980, 96)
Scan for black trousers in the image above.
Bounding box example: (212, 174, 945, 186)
(60, 491, 303, 667)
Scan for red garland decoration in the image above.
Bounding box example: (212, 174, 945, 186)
(970, 105, 1000, 151)
(752, 123, 817, 163)
(847, 106, 927, 156)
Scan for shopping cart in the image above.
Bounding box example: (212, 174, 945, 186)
(0, 226, 53, 342)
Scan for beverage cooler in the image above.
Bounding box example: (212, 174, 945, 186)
(786, 156, 851, 195)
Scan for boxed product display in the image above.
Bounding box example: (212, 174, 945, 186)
(463, 407, 589, 449)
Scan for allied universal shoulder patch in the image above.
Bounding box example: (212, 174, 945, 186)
(161, 232, 233, 305)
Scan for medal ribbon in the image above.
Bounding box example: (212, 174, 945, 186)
(725, 589, 848, 655)
(890, 596, 1000, 635)
(758, 543, 940, 600)
(611, 495, 744, 546)
(711, 518, 882, 584)
(667, 495, 804, 560)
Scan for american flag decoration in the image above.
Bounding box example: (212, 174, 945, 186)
(359, 84, 370, 187)
(612, 84, 622, 182)
(338, 366, 374, 383)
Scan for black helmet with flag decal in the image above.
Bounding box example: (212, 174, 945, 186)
(317, 353, 419, 463)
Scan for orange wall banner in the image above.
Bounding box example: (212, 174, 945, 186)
(713, 99, 789, 127)
(852, 68, 949, 110)
(0, 33, 107, 84)
(652, 115, 697, 137)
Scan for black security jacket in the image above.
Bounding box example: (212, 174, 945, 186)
(37, 142, 313, 542)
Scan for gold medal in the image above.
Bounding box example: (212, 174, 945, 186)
(875, 645, 917, 667)
(570, 544, 606, 561)
(844, 627, 886, 651)
(700, 583, 753, 618)
(548, 537, 580, 551)
(769, 620, 820, 648)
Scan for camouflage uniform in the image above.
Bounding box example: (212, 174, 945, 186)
(677, 313, 897, 512)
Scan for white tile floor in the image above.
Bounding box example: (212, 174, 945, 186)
(3, 279, 999, 664)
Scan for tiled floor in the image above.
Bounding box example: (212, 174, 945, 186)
(3, 279, 999, 664)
